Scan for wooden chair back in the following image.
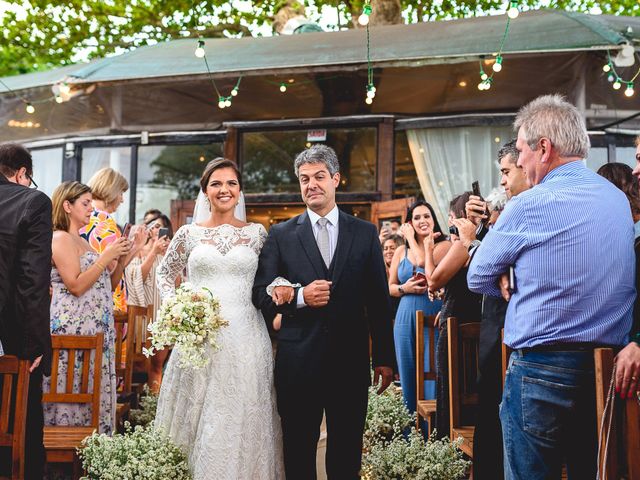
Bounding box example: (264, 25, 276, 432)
(130, 305, 152, 372)
(43, 333, 103, 429)
(447, 316, 481, 456)
(0, 356, 30, 480)
(415, 311, 437, 433)
(114, 312, 134, 394)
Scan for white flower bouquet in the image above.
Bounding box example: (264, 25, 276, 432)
(144, 282, 228, 369)
(78, 423, 191, 480)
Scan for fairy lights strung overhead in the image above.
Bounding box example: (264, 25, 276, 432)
(477, 1, 516, 91)
(602, 49, 638, 98)
(196, 39, 243, 109)
(362, 1, 376, 105)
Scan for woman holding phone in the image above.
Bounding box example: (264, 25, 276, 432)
(125, 212, 173, 392)
(388, 200, 448, 412)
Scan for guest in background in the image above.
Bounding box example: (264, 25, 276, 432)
(125, 212, 173, 393)
(469, 95, 634, 479)
(80, 167, 145, 313)
(388, 200, 447, 412)
(143, 208, 163, 224)
(425, 192, 482, 440)
(44, 181, 129, 435)
(0, 143, 52, 479)
(630, 135, 640, 184)
(382, 233, 404, 319)
(597, 162, 640, 399)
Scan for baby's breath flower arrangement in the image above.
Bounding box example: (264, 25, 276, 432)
(129, 385, 159, 427)
(363, 383, 413, 450)
(144, 282, 227, 369)
(361, 430, 470, 480)
(78, 422, 191, 480)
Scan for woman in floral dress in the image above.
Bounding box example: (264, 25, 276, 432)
(43, 181, 130, 434)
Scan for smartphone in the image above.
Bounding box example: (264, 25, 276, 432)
(381, 220, 391, 229)
(158, 227, 170, 239)
(412, 271, 427, 286)
(472, 181, 481, 198)
(449, 225, 459, 237)
(121, 223, 131, 238)
(508, 266, 516, 293)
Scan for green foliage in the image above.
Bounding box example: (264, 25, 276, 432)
(363, 384, 414, 450)
(129, 385, 159, 427)
(1, 0, 637, 78)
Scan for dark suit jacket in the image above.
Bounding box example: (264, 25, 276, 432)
(0, 175, 52, 374)
(252, 209, 395, 389)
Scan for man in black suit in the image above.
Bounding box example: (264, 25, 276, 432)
(253, 144, 395, 480)
(0, 143, 53, 479)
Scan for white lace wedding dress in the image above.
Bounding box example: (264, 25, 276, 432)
(155, 223, 285, 479)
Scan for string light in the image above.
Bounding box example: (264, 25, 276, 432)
(218, 96, 226, 109)
(195, 40, 205, 58)
(477, 4, 514, 92)
(613, 79, 622, 90)
(507, 1, 519, 19)
(25, 103, 35, 114)
(603, 62, 612, 73)
(364, 2, 375, 105)
(279, 83, 287, 93)
(55, 95, 63, 104)
(358, 2, 372, 26)
(625, 82, 635, 97)
(492, 56, 503, 72)
(231, 87, 239, 96)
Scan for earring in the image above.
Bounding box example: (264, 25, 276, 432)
(205, 197, 211, 211)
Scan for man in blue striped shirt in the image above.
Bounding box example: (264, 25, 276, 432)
(468, 94, 635, 480)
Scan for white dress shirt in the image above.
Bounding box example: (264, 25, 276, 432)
(296, 205, 340, 308)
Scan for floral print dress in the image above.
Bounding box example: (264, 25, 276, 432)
(43, 251, 117, 435)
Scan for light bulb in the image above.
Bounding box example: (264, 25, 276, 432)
(365, 97, 373, 105)
(218, 100, 226, 109)
(366, 89, 375, 99)
(369, 85, 376, 93)
(492, 57, 503, 72)
(507, 6, 519, 19)
(224, 99, 232, 107)
(59, 83, 71, 96)
(25, 103, 35, 114)
(625, 84, 635, 97)
(279, 84, 287, 93)
(231, 88, 238, 97)
(358, 13, 370, 26)
(55, 95, 63, 104)
(195, 40, 205, 58)
(607, 74, 615, 82)
(478, 82, 485, 90)
(603, 63, 611, 73)
(613, 80, 622, 90)
(480, 72, 488, 81)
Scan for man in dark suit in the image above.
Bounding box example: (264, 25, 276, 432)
(0, 143, 53, 479)
(253, 144, 395, 480)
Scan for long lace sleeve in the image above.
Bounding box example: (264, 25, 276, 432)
(157, 225, 189, 302)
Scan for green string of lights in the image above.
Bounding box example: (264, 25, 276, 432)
(196, 39, 243, 109)
(602, 50, 637, 98)
(477, 2, 516, 91)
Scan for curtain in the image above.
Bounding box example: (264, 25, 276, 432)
(407, 126, 514, 227)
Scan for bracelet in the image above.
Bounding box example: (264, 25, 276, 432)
(398, 285, 405, 296)
(95, 260, 107, 271)
(632, 332, 640, 346)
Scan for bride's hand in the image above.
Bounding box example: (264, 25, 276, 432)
(272, 286, 295, 306)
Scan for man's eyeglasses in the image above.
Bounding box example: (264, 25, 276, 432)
(26, 173, 38, 189)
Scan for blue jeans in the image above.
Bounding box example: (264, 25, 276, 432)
(500, 350, 597, 480)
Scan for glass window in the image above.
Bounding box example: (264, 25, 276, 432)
(137, 144, 223, 223)
(82, 147, 132, 226)
(585, 147, 607, 172)
(394, 131, 421, 198)
(617, 147, 638, 169)
(31, 148, 63, 198)
(241, 127, 377, 193)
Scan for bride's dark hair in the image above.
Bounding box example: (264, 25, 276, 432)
(200, 158, 243, 193)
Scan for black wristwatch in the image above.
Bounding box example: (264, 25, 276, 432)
(467, 239, 482, 252)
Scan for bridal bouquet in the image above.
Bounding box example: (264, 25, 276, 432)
(144, 282, 228, 369)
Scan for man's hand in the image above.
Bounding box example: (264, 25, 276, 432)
(29, 355, 42, 373)
(302, 280, 332, 307)
(272, 286, 295, 306)
(499, 273, 511, 301)
(374, 366, 394, 394)
(615, 342, 640, 399)
(452, 218, 477, 248)
(465, 196, 488, 226)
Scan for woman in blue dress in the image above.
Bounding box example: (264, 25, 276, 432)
(388, 200, 449, 412)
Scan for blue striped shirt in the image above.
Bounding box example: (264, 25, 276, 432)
(467, 160, 635, 349)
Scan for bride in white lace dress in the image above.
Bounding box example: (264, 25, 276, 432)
(154, 159, 285, 479)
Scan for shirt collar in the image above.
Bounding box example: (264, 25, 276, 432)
(307, 205, 339, 227)
(540, 159, 585, 184)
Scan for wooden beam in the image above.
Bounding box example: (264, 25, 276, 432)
(377, 117, 395, 201)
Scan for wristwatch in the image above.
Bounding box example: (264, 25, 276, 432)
(467, 239, 482, 252)
(398, 285, 405, 296)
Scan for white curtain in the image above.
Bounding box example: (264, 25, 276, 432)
(407, 126, 514, 227)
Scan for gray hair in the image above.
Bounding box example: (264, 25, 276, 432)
(497, 139, 519, 165)
(294, 144, 340, 177)
(514, 94, 589, 159)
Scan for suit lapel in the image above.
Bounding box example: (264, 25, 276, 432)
(296, 212, 326, 278)
(330, 211, 355, 287)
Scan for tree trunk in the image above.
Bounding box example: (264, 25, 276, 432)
(353, 0, 403, 27)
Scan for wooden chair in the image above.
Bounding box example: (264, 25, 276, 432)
(0, 356, 30, 480)
(594, 348, 640, 480)
(127, 305, 152, 396)
(415, 310, 437, 435)
(114, 312, 133, 426)
(43, 333, 103, 479)
(447, 316, 481, 458)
